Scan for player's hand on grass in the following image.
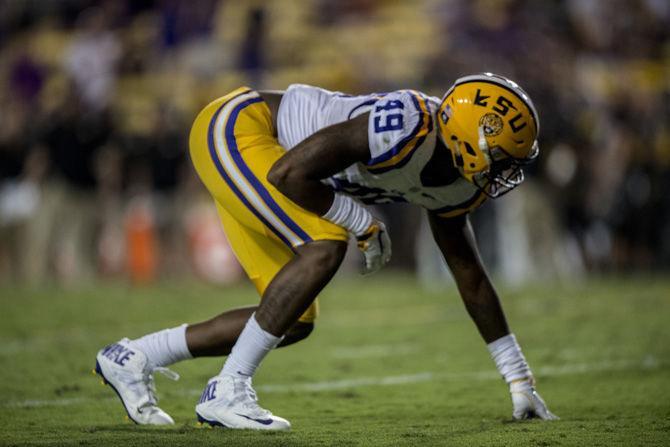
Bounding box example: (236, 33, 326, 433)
(356, 220, 391, 275)
(510, 378, 559, 420)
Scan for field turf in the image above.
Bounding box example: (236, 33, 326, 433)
(1, 275, 669, 446)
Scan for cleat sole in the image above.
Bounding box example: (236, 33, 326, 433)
(196, 412, 228, 429)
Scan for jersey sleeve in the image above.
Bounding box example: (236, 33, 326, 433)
(366, 90, 434, 174)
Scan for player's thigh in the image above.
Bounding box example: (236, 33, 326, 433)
(189, 89, 263, 233)
(216, 203, 320, 323)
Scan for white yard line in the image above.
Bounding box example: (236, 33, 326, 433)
(3, 397, 90, 408)
(2, 357, 662, 409)
(256, 371, 437, 394)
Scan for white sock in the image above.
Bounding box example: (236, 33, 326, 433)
(130, 324, 193, 368)
(221, 313, 283, 378)
(487, 333, 532, 384)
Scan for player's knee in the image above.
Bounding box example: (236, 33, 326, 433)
(278, 321, 314, 348)
(302, 240, 347, 274)
(291, 321, 314, 341)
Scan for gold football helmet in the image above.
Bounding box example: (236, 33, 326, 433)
(437, 73, 540, 198)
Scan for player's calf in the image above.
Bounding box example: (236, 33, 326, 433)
(186, 309, 315, 357)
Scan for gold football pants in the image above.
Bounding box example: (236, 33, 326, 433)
(189, 87, 348, 322)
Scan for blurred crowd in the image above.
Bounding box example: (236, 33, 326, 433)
(0, 0, 669, 286)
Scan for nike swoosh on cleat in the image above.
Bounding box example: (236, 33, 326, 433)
(235, 413, 274, 425)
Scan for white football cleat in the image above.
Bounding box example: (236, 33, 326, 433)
(94, 338, 178, 425)
(510, 379, 559, 420)
(195, 375, 291, 431)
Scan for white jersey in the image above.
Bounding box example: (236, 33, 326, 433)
(277, 84, 485, 218)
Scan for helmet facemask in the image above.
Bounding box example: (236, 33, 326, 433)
(444, 125, 537, 198)
(470, 127, 539, 198)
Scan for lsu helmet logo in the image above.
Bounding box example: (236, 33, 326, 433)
(437, 73, 540, 198)
(479, 113, 504, 137)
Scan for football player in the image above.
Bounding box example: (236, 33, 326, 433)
(95, 73, 557, 429)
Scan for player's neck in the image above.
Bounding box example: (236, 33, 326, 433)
(420, 139, 461, 187)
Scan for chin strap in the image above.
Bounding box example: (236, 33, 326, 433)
(478, 126, 492, 166)
(448, 138, 465, 168)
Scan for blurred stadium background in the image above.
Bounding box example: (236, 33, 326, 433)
(2, 2, 670, 445)
(1, 0, 669, 286)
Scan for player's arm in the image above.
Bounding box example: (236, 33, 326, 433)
(428, 212, 558, 420)
(427, 212, 508, 342)
(267, 114, 391, 274)
(267, 114, 369, 215)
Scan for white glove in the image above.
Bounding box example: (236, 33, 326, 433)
(356, 220, 391, 275)
(510, 379, 559, 420)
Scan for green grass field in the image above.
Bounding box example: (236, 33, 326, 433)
(1, 275, 669, 446)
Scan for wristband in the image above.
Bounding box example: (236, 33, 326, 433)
(323, 193, 372, 237)
(487, 333, 533, 384)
